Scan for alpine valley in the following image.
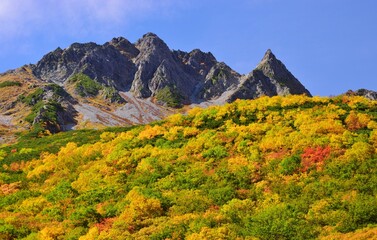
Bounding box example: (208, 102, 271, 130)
(0, 33, 310, 140)
(1, 34, 377, 240)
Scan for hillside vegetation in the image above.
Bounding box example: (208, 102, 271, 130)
(1, 95, 377, 239)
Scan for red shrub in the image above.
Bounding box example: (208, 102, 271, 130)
(301, 146, 331, 172)
(94, 218, 115, 233)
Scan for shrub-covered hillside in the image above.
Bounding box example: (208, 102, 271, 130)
(1, 95, 377, 239)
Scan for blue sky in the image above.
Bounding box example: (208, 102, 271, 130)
(0, 0, 376, 96)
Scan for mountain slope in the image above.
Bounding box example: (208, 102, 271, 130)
(0, 33, 311, 137)
(345, 88, 377, 100)
(0, 95, 376, 239)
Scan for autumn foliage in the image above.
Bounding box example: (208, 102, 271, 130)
(301, 146, 331, 172)
(0, 95, 377, 239)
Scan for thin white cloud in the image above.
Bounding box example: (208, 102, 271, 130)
(0, 0, 181, 41)
(0, 0, 42, 37)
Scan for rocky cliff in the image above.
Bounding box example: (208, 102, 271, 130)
(0, 32, 311, 135)
(32, 33, 310, 104)
(345, 89, 377, 100)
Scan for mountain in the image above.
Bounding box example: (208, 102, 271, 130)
(1, 95, 377, 239)
(0, 33, 311, 137)
(345, 89, 377, 100)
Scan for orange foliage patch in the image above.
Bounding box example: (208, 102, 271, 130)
(95, 218, 115, 233)
(236, 189, 251, 199)
(265, 148, 288, 160)
(301, 146, 331, 172)
(345, 111, 371, 131)
(2, 161, 26, 172)
(0, 181, 21, 195)
(320, 227, 377, 240)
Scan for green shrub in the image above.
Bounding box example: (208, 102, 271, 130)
(211, 67, 227, 84)
(47, 83, 67, 97)
(69, 206, 102, 227)
(65, 227, 88, 240)
(68, 73, 101, 97)
(337, 193, 377, 232)
(0, 81, 22, 88)
(46, 181, 78, 203)
(102, 86, 125, 103)
(18, 88, 44, 106)
(202, 145, 229, 160)
(41, 207, 64, 221)
(246, 204, 316, 239)
(155, 86, 183, 108)
(24, 100, 63, 129)
(279, 155, 301, 175)
(207, 186, 236, 205)
(0, 220, 30, 239)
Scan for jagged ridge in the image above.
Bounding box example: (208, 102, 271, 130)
(1, 32, 311, 135)
(32, 33, 311, 104)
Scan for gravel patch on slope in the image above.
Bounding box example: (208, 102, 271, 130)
(74, 103, 130, 126)
(0, 114, 13, 126)
(115, 92, 174, 124)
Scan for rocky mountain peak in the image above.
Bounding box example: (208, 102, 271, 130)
(109, 36, 127, 43)
(107, 37, 139, 59)
(32, 42, 95, 83)
(260, 49, 275, 61)
(68, 42, 99, 52)
(143, 32, 158, 38)
(135, 32, 170, 54)
(256, 49, 280, 73)
(54, 47, 64, 54)
(189, 49, 216, 59)
(188, 49, 217, 66)
(131, 33, 180, 98)
(2, 33, 313, 134)
(257, 49, 281, 71)
(175, 49, 217, 77)
(345, 89, 377, 100)
(255, 49, 311, 96)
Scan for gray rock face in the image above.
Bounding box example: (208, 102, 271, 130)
(107, 37, 139, 59)
(255, 49, 311, 96)
(32, 43, 98, 84)
(345, 89, 377, 100)
(229, 49, 311, 101)
(173, 49, 217, 78)
(201, 62, 240, 100)
(1, 33, 314, 134)
(32, 84, 78, 133)
(32, 42, 137, 90)
(130, 33, 202, 102)
(131, 33, 188, 98)
(78, 45, 136, 90)
(31, 33, 311, 107)
(229, 70, 277, 102)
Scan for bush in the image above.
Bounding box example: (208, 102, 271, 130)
(0, 81, 22, 88)
(46, 181, 77, 203)
(202, 146, 229, 160)
(69, 206, 102, 227)
(207, 186, 236, 205)
(68, 73, 102, 97)
(279, 155, 301, 175)
(102, 86, 125, 103)
(155, 86, 183, 108)
(337, 193, 377, 232)
(46, 83, 67, 97)
(246, 204, 316, 239)
(19, 88, 44, 106)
